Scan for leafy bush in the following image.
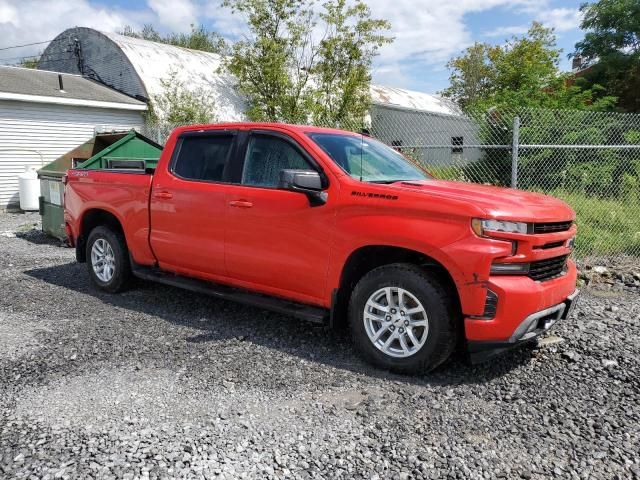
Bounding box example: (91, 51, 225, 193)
(146, 70, 216, 125)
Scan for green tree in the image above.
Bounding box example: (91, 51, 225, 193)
(441, 23, 617, 188)
(573, 0, 640, 112)
(442, 23, 615, 111)
(312, 0, 392, 127)
(222, 0, 391, 128)
(441, 42, 494, 110)
(147, 70, 217, 125)
(121, 24, 225, 54)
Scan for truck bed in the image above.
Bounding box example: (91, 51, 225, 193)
(64, 169, 156, 265)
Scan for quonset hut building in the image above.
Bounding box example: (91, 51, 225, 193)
(38, 27, 479, 165)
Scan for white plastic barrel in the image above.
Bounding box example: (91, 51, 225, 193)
(18, 166, 40, 211)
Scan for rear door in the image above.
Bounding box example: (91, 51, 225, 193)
(224, 130, 337, 305)
(149, 130, 238, 279)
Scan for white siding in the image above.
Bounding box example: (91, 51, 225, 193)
(0, 100, 144, 208)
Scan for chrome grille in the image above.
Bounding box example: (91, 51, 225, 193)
(529, 255, 568, 281)
(532, 221, 573, 234)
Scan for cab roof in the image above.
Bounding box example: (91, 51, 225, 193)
(172, 122, 361, 137)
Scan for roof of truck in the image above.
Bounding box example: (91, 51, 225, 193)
(172, 122, 362, 136)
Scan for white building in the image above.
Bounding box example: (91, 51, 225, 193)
(0, 66, 147, 209)
(369, 85, 480, 166)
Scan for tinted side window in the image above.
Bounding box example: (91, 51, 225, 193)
(173, 135, 234, 182)
(241, 135, 311, 187)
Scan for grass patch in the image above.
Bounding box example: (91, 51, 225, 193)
(427, 165, 468, 182)
(551, 190, 640, 257)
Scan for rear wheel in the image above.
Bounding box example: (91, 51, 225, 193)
(348, 263, 458, 374)
(86, 226, 131, 293)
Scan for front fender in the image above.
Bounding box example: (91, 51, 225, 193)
(328, 208, 512, 316)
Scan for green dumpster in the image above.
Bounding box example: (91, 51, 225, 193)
(38, 130, 163, 240)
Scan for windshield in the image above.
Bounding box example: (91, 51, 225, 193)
(308, 133, 430, 183)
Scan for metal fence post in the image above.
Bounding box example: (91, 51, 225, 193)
(511, 116, 520, 188)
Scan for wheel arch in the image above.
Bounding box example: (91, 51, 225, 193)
(76, 208, 126, 263)
(331, 245, 462, 329)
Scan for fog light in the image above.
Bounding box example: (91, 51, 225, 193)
(470, 289, 498, 320)
(483, 289, 498, 319)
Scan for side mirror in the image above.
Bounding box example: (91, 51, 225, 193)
(278, 169, 327, 206)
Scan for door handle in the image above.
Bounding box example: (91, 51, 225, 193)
(153, 191, 173, 200)
(229, 200, 253, 208)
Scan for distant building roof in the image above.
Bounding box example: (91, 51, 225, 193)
(0, 65, 147, 110)
(38, 27, 461, 119)
(370, 85, 463, 116)
(99, 30, 247, 121)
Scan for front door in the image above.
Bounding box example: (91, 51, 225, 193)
(224, 131, 337, 305)
(149, 130, 237, 280)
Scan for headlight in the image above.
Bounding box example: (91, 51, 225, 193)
(472, 218, 528, 236)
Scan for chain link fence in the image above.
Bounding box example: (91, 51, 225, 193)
(142, 106, 640, 263)
(369, 106, 640, 262)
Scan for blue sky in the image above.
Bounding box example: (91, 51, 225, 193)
(0, 0, 585, 94)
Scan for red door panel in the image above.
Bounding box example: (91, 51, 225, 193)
(149, 175, 230, 277)
(149, 132, 236, 279)
(224, 185, 336, 305)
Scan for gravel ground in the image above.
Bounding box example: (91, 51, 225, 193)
(0, 212, 638, 480)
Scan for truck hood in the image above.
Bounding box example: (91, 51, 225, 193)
(394, 180, 575, 222)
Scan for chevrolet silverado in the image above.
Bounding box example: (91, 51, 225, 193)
(63, 123, 579, 373)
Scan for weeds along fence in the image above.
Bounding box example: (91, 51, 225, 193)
(142, 107, 640, 262)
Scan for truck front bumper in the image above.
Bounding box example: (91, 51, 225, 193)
(464, 260, 579, 363)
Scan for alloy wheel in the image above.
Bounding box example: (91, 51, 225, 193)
(363, 286, 429, 358)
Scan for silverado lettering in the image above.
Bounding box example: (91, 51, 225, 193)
(351, 191, 399, 200)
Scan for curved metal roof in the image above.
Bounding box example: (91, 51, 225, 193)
(99, 31, 246, 122)
(370, 85, 462, 116)
(102, 31, 461, 118)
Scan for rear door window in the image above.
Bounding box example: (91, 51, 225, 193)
(173, 135, 234, 182)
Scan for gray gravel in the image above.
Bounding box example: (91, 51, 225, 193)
(1, 211, 639, 480)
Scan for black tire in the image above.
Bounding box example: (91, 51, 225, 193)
(348, 263, 458, 374)
(86, 226, 132, 293)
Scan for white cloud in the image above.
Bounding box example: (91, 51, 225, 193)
(0, 0, 204, 64)
(484, 7, 581, 39)
(372, 63, 417, 89)
(201, 2, 248, 39)
(361, 0, 583, 90)
(538, 7, 582, 32)
(148, 0, 197, 33)
(362, 0, 542, 86)
(0, 0, 150, 62)
(0, 2, 19, 25)
(0, 0, 583, 91)
(484, 25, 530, 38)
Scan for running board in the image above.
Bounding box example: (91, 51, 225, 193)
(131, 264, 328, 324)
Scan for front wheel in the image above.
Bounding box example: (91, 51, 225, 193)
(348, 263, 458, 374)
(86, 226, 131, 293)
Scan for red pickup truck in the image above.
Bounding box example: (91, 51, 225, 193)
(64, 123, 579, 373)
